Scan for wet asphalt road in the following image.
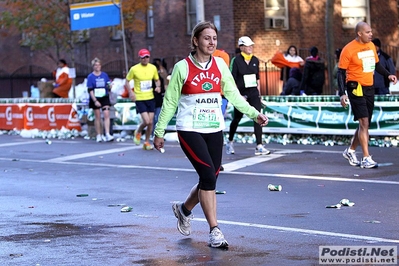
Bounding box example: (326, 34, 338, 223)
(0, 134, 398, 266)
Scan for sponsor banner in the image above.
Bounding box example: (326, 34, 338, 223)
(319, 245, 397, 265)
(1, 100, 399, 136)
(112, 101, 399, 135)
(0, 104, 25, 130)
(0, 104, 81, 130)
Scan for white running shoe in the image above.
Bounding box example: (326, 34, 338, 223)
(209, 227, 229, 248)
(105, 134, 114, 142)
(255, 144, 270, 155)
(172, 202, 192, 236)
(96, 134, 102, 142)
(343, 148, 360, 166)
(360, 156, 378, 169)
(226, 142, 235, 154)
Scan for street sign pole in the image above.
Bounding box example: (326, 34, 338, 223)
(119, 0, 129, 76)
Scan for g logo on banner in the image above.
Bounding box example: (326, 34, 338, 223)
(26, 107, 33, 122)
(6, 107, 12, 121)
(48, 107, 55, 123)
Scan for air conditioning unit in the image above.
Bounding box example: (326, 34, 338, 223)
(265, 17, 287, 29)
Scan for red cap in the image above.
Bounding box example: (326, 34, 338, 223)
(138, 49, 150, 58)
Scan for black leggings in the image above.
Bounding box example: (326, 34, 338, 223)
(228, 90, 262, 144)
(177, 130, 223, 191)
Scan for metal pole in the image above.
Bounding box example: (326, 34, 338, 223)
(119, 0, 129, 75)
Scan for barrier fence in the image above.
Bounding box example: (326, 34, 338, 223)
(1, 96, 398, 136)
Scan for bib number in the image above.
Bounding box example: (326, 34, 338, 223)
(140, 80, 152, 91)
(94, 88, 106, 98)
(192, 107, 221, 129)
(243, 74, 257, 88)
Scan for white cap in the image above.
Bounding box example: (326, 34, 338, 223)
(238, 36, 255, 46)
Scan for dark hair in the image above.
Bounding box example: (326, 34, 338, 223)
(59, 59, 67, 65)
(191, 21, 218, 50)
(372, 38, 381, 48)
(335, 48, 342, 60)
(310, 46, 318, 57)
(286, 45, 298, 56)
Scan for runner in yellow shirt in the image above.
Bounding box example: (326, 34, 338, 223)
(125, 49, 160, 150)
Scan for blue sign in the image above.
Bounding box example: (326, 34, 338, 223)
(70, 1, 120, 31)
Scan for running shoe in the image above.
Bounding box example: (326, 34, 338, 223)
(209, 227, 229, 248)
(343, 148, 360, 166)
(255, 144, 271, 155)
(96, 134, 102, 143)
(226, 142, 235, 154)
(172, 202, 192, 236)
(142, 142, 153, 150)
(133, 129, 141, 145)
(360, 156, 378, 169)
(105, 134, 114, 142)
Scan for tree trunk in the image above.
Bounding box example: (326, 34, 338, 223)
(325, 0, 335, 94)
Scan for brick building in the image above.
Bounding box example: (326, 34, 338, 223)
(1, 0, 398, 97)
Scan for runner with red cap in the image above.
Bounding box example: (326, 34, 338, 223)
(125, 48, 161, 150)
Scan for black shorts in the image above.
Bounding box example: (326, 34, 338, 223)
(89, 96, 111, 109)
(347, 84, 374, 122)
(135, 99, 155, 114)
(177, 130, 223, 191)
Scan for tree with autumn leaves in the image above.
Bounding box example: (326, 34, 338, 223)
(0, 0, 153, 64)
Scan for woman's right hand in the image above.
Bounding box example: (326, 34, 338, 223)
(153, 136, 164, 152)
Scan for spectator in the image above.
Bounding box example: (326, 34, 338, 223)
(299, 46, 325, 95)
(280, 67, 302, 95)
(280, 45, 304, 84)
(53, 59, 72, 98)
(372, 38, 396, 95)
(152, 58, 168, 137)
(333, 48, 343, 95)
(87, 57, 114, 142)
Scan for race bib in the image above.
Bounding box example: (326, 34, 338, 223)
(358, 50, 376, 73)
(94, 88, 106, 98)
(243, 74, 257, 88)
(192, 107, 221, 129)
(140, 80, 152, 91)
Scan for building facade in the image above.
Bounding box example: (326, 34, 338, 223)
(0, 0, 398, 97)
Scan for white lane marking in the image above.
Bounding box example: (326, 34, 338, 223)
(6, 159, 397, 186)
(45, 146, 143, 163)
(0, 140, 43, 147)
(222, 154, 283, 172)
(194, 218, 399, 244)
(223, 170, 399, 185)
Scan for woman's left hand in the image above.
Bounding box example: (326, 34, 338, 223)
(256, 114, 269, 126)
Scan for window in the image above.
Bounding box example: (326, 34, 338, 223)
(21, 32, 34, 47)
(74, 30, 90, 43)
(264, 0, 289, 30)
(147, 5, 154, 38)
(186, 0, 197, 34)
(341, 0, 369, 29)
(110, 27, 123, 41)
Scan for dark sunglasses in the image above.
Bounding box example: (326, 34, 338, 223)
(141, 56, 150, 59)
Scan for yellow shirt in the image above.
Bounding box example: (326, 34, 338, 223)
(126, 63, 159, 101)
